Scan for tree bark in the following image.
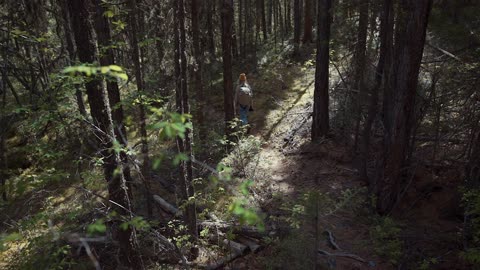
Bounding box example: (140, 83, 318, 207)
(93, 0, 135, 200)
(207, 0, 216, 57)
(311, 0, 331, 140)
(360, 0, 394, 184)
(376, 0, 432, 215)
(293, 0, 301, 55)
(59, 0, 87, 118)
(303, 0, 313, 43)
(174, 0, 198, 244)
(67, 0, 141, 267)
(221, 0, 235, 141)
(352, 0, 369, 152)
(192, 0, 205, 142)
(261, 0, 268, 41)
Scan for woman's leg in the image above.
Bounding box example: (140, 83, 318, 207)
(240, 105, 248, 125)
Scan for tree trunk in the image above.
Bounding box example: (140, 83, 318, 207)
(352, 0, 369, 152)
(221, 0, 235, 141)
(261, 0, 268, 41)
(311, 0, 331, 140)
(207, 0, 216, 57)
(303, 0, 313, 43)
(127, 0, 153, 217)
(286, 0, 291, 34)
(93, 0, 135, 200)
(67, 0, 141, 267)
(360, 0, 394, 184)
(239, 0, 244, 58)
(293, 0, 301, 55)
(376, 0, 432, 215)
(174, 0, 198, 244)
(267, 0, 273, 34)
(0, 111, 6, 201)
(59, 0, 87, 117)
(192, 0, 205, 143)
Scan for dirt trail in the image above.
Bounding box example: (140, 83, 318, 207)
(229, 65, 390, 269)
(230, 59, 467, 269)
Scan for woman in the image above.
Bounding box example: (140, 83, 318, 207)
(234, 73, 254, 126)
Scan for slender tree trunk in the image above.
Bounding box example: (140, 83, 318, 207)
(311, 0, 331, 140)
(0, 132, 6, 201)
(59, 0, 87, 117)
(360, 0, 394, 184)
(352, 0, 369, 152)
(221, 0, 235, 141)
(174, 0, 198, 247)
(376, 0, 432, 215)
(267, 0, 273, 34)
(192, 0, 205, 142)
(207, 0, 216, 57)
(303, 0, 313, 43)
(293, 0, 301, 55)
(277, 0, 284, 39)
(239, 0, 244, 58)
(232, 1, 239, 60)
(93, 0, 136, 200)
(127, 0, 153, 217)
(261, 0, 268, 41)
(67, 0, 141, 267)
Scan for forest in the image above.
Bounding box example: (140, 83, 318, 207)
(0, 0, 480, 269)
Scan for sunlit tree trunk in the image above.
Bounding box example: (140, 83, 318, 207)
(67, 0, 141, 266)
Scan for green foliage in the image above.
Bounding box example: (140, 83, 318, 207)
(0, 232, 22, 251)
(120, 216, 151, 231)
(148, 108, 193, 140)
(418, 257, 439, 270)
(461, 248, 480, 265)
(87, 219, 107, 236)
(228, 199, 264, 230)
(461, 188, 480, 266)
(221, 123, 262, 177)
(62, 64, 128, 80)
(370, 217, 403, 265)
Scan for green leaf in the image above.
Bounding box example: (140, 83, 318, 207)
(240, 180, 253, 196)
(87, 219, 106, 235)
(173, 153, 189, 166)
(109, 65, 123, 72)
(104, 10, 115, 18)
(152, 158, 162, 170)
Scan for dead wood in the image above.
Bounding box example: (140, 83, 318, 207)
(318, 249, 370, 264)
(153, 195, 181, 216)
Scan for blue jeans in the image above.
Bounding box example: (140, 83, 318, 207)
(239, 105, 249, 125)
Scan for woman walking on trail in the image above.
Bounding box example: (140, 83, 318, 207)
(234, 73, 254, 126)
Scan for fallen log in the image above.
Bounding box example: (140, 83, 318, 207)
(318, 249, 372, 265)
(223, 238, 248, 254)
(199, 220, 280, 239)
(205, 251, 244, 270)
(236, 235, 261, 253)
(153, 195, 181, 216)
